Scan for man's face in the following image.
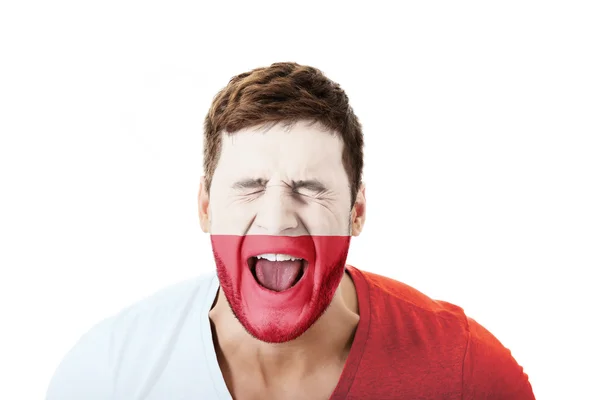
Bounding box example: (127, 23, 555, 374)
(200, 120, 363, 343)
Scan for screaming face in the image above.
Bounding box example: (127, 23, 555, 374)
(200, 121, 360, 343)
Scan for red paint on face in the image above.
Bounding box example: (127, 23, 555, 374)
(210, 234, 351, 343)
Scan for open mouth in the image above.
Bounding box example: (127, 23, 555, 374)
(248, 253, 307, 292)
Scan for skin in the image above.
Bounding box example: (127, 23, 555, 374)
(198, 120, 367, 400)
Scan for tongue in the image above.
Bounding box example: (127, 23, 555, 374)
(255, 259, 303, 292)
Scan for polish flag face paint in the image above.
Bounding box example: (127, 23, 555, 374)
(204, 121, 360, 343)
(211, 234, 351, 343)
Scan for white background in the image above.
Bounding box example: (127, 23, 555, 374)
(1, 1, 599, 399)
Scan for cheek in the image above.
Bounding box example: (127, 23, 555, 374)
(300, 206, 347, 235)
(211, 201, 256, 235)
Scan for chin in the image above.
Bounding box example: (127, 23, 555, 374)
(210, 234, 351, 343)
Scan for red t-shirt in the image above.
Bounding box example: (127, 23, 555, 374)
(329, 266, 536, 399)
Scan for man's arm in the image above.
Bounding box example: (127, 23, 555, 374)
(46, 320, 114, 400)
(462, 317, 535, 399)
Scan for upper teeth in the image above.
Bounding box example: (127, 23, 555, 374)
(256, 253, 302, 262)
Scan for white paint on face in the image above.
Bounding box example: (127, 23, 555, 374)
(208, 120, 353, 236)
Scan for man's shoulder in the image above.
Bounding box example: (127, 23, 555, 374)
(85, 271, 218, 351)
(46, 272, 219, 399)
(111, 272, 218, 324)
(352, 266, 468, 324)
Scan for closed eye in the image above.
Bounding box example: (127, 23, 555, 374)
(293, 187, 327, 199)
(231, 178, 331, 201)
(291, 179, 327, 194)
(245, 189, 266, 196)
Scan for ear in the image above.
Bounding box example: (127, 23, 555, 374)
(198, 176, 210, 233)
(350, 182, 366, 237)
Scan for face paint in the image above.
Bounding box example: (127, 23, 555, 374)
(204, 121, 357, 343)
(211, 234, 351, 343)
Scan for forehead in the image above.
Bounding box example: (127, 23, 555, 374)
(216, 121, 346, 180)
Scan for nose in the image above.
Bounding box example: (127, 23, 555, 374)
(253, 186, 301, 235)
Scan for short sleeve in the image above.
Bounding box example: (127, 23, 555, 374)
(46, 320, 114, 400)
(462, 317, 535, 399)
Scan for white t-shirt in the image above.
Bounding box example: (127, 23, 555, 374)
(46, 273, 233, 400)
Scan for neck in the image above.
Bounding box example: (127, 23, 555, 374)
(209, 271, 360, 382)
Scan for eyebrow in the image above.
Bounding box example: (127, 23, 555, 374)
(231, 178, 327, 193)
(290, 179, 327, 193)
(232, 178, 268, 190)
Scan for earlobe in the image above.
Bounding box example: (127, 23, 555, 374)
(198, 176, 210, 233)
(351, 183, 366, 237)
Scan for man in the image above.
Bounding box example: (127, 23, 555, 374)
(47, 62, 535, 399)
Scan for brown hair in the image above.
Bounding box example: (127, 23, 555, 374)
(203, 62, 364, 205)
